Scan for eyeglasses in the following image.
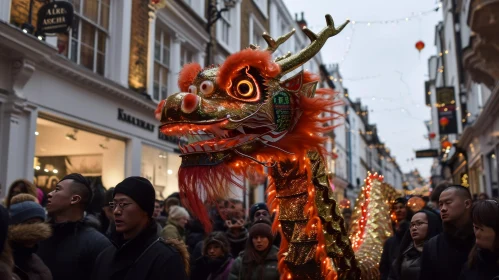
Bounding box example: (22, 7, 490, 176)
(410, 222, 428, 229)
(109, 202, 133, 210)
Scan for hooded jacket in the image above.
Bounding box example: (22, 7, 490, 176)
(91, 220, 189, 280)
(9, 222, 52, 280)
(36, 217, 111, 280)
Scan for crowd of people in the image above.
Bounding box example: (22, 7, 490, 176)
(379, 183, 499, 280)
(1, 177, 498, 279)
(0, 174, 281, 280)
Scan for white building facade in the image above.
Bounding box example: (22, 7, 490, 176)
(0, 0, 209, 199)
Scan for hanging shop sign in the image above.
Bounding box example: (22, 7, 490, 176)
(436, 87, 458, 135)
(415, 149, 439, 158)
(37, 1, 74, 35)
(117, 108, 155, 132)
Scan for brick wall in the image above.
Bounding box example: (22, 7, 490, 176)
(128, 0, 150, 92)
(240, 0, 269, 50)
(10, 0, 44, 28)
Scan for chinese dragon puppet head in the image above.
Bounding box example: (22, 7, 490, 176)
(155, 15, 373, 279)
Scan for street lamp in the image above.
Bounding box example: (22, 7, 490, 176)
(206, 0, 236, 65)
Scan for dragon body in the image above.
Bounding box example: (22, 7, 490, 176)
(156, 14, 392, 279)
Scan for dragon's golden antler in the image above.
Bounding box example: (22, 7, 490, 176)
(263, 29, 296, 53)
(276, 14, 348, 77)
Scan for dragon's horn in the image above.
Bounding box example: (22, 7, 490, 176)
(263, 29, 295, 53)
(276, 14, 349, 77)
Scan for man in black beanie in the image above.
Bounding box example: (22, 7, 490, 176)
(37, 173, 111, 280)
(91, 176, 188, 280)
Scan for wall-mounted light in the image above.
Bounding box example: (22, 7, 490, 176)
(66, 129, 78, 141)
(35, 131, 39, 136)
(167, 169, 173, 175)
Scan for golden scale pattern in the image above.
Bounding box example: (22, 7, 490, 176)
(271, 152, 361, 279)
(348, 175, 399, 279)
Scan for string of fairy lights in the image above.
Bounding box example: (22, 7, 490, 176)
(307, 5, 442, 69)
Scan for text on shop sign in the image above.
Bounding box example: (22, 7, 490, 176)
(117, 108, 155, 132)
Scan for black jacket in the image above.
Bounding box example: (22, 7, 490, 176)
(419, 224, 475, 280)
(380, 224, 408, 280)
(459, 248, 499, 280)
(191, 255, 234, 280)
(91, 221, 188, 280)
(388, 244, 422, 280)
(36, 218, 111, 280)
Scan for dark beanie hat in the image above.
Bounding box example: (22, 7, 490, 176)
(9, 200, 46, 225)
(249, 221, 273, 241)
(0, 205, 8, 254)
(249, 203, 269, 222)
(114, 177, 155, 217)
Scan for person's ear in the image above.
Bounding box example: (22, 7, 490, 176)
(70, 195, 82, 205)
(464, 198, 472, 209)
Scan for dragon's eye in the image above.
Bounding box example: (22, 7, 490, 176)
(236, 80, 254, 97)
(188, 85, 197, 94)
(200, 81, 214, 96)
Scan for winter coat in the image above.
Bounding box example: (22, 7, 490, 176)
(9, 222, 52, 280)
(161, 221, 186, 242)
(12, 253, 51, 280)
(226, 229, 248, 258)
(186, 219, 206, 255)
(228, 245, 279, 280)
(36, 218, 111, 280)
(388, 243, 422, 280)
(459, 248, 499, 280)
(419, 225, 475, 280)
(0, 242, 15, 280)
(91, 220, 189, 280)
(191, 255, 234, 280)
(380, 222, 409, 280)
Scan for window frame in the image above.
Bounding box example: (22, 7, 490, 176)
(153, 28, 171, 103)
(65, 0, 110, 75)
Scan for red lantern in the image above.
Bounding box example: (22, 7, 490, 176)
(429, 132, 436, 139)
(415, 40, 425, 52)
(442, 141, 452, 149)
(439, 117, 449, 127)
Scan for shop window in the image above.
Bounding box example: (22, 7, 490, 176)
(153, 28, 171, 102)
(488, 152, 498, 197)
(180, 47, 193, 68)
(34, 118, 125, 193)
(141, 145, 181, 200)
(57, 0, 110, 75)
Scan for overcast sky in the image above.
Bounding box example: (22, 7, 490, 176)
(283, 0, 443, 179)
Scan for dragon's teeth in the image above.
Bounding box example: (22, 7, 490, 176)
(236, 126, 245, 134)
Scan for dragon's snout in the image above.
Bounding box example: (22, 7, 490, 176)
(180, 93, 199, 114)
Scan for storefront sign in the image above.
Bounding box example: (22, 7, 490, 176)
(415, 149, 439, 158)
(117, 108, 155, 132)
(436, 87, 455, 105)
(437, 105, 458, 135)
(436, 87, 458, 135)
(37, 1, 74, 35)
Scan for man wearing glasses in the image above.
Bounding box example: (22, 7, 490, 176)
(419, 185, 474, 280)
(91, 177, 188, 280)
